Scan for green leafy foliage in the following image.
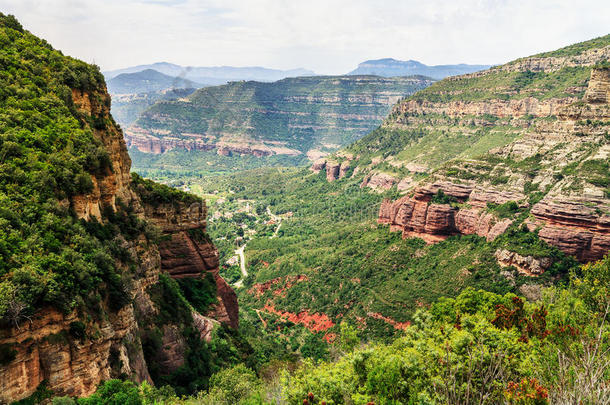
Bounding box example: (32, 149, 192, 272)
(131, 172, 201, 207)
(84, 257, 607, 404)
(0, 13, 141, 323)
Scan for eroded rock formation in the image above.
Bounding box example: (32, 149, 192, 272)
(379, 182, 519, 243)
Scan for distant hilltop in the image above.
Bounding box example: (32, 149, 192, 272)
(348, 58, 490, 79)
(104, 62, 316, 86)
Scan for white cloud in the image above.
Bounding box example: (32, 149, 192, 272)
(0, 0, 608, 74)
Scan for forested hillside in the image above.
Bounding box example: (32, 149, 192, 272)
(125, 75, 433, 175)
(0, 14, 245, 402)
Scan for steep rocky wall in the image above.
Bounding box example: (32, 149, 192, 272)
(379, 182, 518, 243)
(140, 200, 239, 329)
(0, 82, 237, 402)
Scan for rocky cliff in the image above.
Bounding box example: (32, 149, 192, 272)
(0, 15, 236, 402)
(125, 75, 434, 160)
(326, 35, 610, 266)
(138, 196, 239, 328)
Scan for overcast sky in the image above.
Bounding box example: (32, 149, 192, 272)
(1, 0, 608, 74)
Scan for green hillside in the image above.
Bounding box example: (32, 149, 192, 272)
(0, 13, 125, 314)
(128, 75, 433, 161)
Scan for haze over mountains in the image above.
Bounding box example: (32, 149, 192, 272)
(103, 62, 315, 86)
(348, 58, 491, 78)
(105, 58, 491, 93)
(107, 69, 203, 94)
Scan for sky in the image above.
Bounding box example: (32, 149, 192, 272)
(0, 0, 609, 74)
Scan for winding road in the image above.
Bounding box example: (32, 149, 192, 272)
(233, 206, 282, 288)
(233, 244, 247, 288)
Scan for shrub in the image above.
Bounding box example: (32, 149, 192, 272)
(69, 321, 87, 341)
(430, 189, 457, 205)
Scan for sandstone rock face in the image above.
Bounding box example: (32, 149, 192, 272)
(380, 178, 609, 262)
(584, 68, 610, 104)
(530, 198, 610, 262)
(191, 311, 219, 342)
(0, 85, 238, 402)
(310, 158, 327, 173)
(379, 183, 520, 243)
(395, 97, 574, 119)
(70, 89, 133, 221)
(495, 249, 553, 276)
(361, 173, 397, 190)
(0, 303, 152, 402)
(339, 161, 351, 179)
(325, 161, 341, 182)
(140, 201, 239, 330)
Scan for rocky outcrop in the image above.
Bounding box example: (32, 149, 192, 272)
(584, 67, 610, 104)
(495, 249, 553, 276)
(394, 97, 574, 120)
(379, 182, 522, 243)
(310, 157, 353, 181)
(69, 89, 133, 221)
(140, 200, 239, 329)
(361, 173, 397, 190)
(310, 158, 327, 173)
(381, 179, 610, 261)
(0, 305, 151, 401)
(325, 161, 341, 182)
(529, 198, 610, 262)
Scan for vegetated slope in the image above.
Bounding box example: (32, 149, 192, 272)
(0, 14, 244, 402)
(125, 75, 434, 162)
(76, 254, 610, 404)
(314, 34, 610, 263)
(348, 57, 490, 79)
(186, 35, 609, 355)
(189, 167, 572, 352)
(104, 62, 315, 84)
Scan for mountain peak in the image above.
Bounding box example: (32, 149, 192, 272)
(348, 58, 489, 79)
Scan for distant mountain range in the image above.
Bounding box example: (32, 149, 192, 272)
(105, 59, 491, 95)
(103, 62, 315, 86)
(348, 58, 490, 79)
(107, 69, 203, 94)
